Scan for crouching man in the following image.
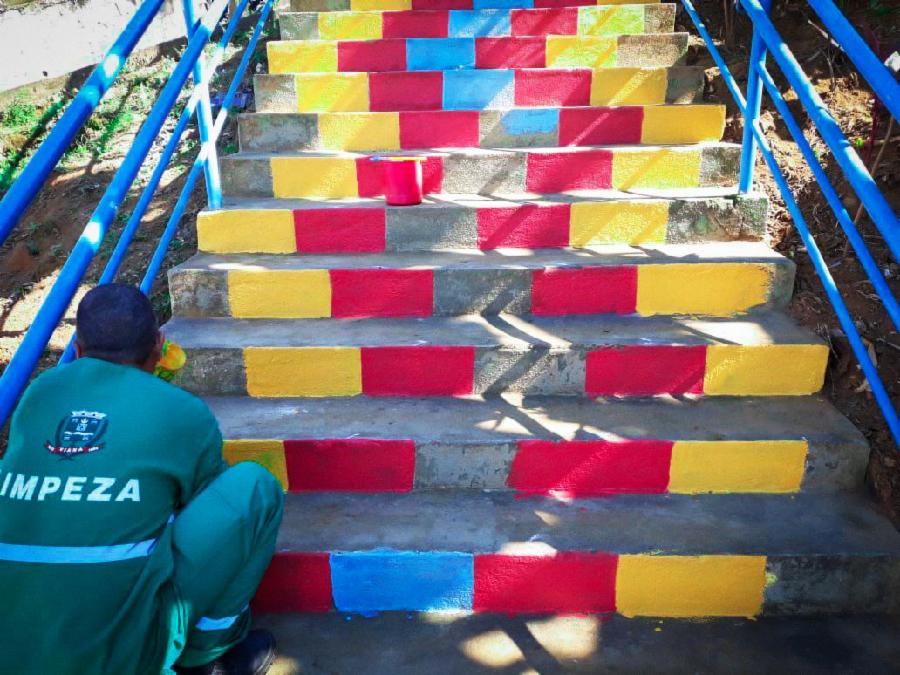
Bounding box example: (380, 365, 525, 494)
(0, 284, 284, 675)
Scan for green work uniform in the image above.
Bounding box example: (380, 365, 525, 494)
(0, 357, 284, 675)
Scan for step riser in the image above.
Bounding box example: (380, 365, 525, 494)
(176, 343, 828, 398)
(221, 146, 740, 199)
(280, 5, 675, 41)
(196, 198, 768, 253)
(255, 67, 705, 113)
(253, 550, 900, 616)
(224, 436, 863, 494)
(238, 106, 724, 152)
(289, 0, 666, 14)
(171, 261, 792, 319)
(267, 34, 687, 73)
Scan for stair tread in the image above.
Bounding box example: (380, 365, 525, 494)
(279, 3, 677, 15)
(163, 312, 821, 348)
(274, 490, 900, 555)
(224, 142, 738, 160)
(208, 393, 865, 447)
(179, 242, 786, 271)
(216, 187, 746, 209)
(245, 104, 724, 115)
(273, 32, 689, 42)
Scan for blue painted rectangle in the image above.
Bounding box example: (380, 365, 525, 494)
(331, 550, 474, 612)
(473, 0, 532, 8)
(407, 38, 475, 71)
(444, 69, 515, 110)
(499, 108, 560, 135)
(448, 10, 511, 38)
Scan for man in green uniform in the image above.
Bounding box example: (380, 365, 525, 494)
(0, 284, 284, 675)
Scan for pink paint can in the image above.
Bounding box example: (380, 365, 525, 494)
(374, 156, 426, 206)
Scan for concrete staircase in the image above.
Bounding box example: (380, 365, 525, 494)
(165, 0, 900, 623)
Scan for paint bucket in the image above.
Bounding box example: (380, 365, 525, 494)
(378, 156, 425, 206)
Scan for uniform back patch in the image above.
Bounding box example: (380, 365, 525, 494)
(45, 411, 108, 458)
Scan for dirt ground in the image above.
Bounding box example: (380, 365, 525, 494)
(1, 5, 898, 521)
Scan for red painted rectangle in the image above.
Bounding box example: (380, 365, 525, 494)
(383, 10, 449, 38)
(370, 71, 444, 111)
(509, 439, 673, 496)
(515, 69, 591, 107)
(475, 37, 546, 69)
(253, 552, 332, 613)
(558, 107, 644, 146)
(293, 208, 385, 253)
(283, 438, 416, 492)
(331, 269, 434, 318)
(474, 552, 618, 613)
(585, 345, 707, 396)
(400, 111, 480, 148)
(510, 8, 577, 36)
(412, 0, 471, 8)
(531, 267, 638, 315)
(533, 0, 594, 7)
(356, 156, 444, 197)
(477, 203, 570, 249)
(525, 149, 613, 192)
(337, 40, 406, 72)
(361, 346, 475, 396)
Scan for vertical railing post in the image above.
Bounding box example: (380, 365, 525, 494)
(182, 0, 223, 208)
(738, 0, 771, 193)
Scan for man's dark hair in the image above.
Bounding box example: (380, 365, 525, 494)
(76, 284, 159, 364)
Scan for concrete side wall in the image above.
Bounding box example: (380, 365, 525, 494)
(0, 0, 188, 92)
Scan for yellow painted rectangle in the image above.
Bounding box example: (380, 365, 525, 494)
(616, 555, 767, 617)
(319, 12, 383, 40)
(223, 439, 289, 491)
(704, 344, 829, 396)
(197, 210, 296, 254)
(546, 37, 618, 69)
(245, 347, 362, 397)
(669, 440, 808, 493)
(351, 0, 409, 8)
(594, 0, 659, 4)
(267, 41, 338, 74)
(642, 105, 726, 144)
(611, 148, 701, 190)
(570, 200, 668, 246)
(271, 157, 359, 199)
(295, 73, 370, 112)
(636, 263, 772, 316)
(228, 270, 331, 319)
(590, 68, 666, 105)
(577, 6, 643, 36)
(319, 112, 401, 151)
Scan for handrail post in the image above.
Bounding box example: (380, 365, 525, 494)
(182, 0, 223, 208)
(738, 0, 771, 193)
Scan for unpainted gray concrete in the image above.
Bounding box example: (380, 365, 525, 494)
(206, 394, 870, 492)
(220, 156, 274, 198)
(252, 74, 298, 114)
(239, 113, 319, 153)
(278, 12, 319, 40)
(616, 33, 688, 67)
(644, 3, 676, 34)
(255, 613, 900, 674)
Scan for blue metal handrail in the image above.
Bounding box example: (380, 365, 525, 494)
(680, 0, 900, 445)
(0, 0, 275, 425)
(0, 0, 167, 244)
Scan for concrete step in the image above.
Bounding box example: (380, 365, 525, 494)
(197, 191, 768, 253)
(255, 66, 706, 113)
(220, 144, 741, 199)
(237, 105, 725, 153)
(266, 34, 688, 73)
(279, 5, 675, 41)
(164, 312, 828, 398)
(288, 0, 665, 10)
(169, 244, 794, 319)
(210, 394, 868, 493)
(251, 491, 900, 615)
(256, 613, 900, 674)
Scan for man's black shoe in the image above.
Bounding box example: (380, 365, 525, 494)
(176, 629, 276, 675)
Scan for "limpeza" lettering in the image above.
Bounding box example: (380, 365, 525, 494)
(0, 471, 140, 503)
